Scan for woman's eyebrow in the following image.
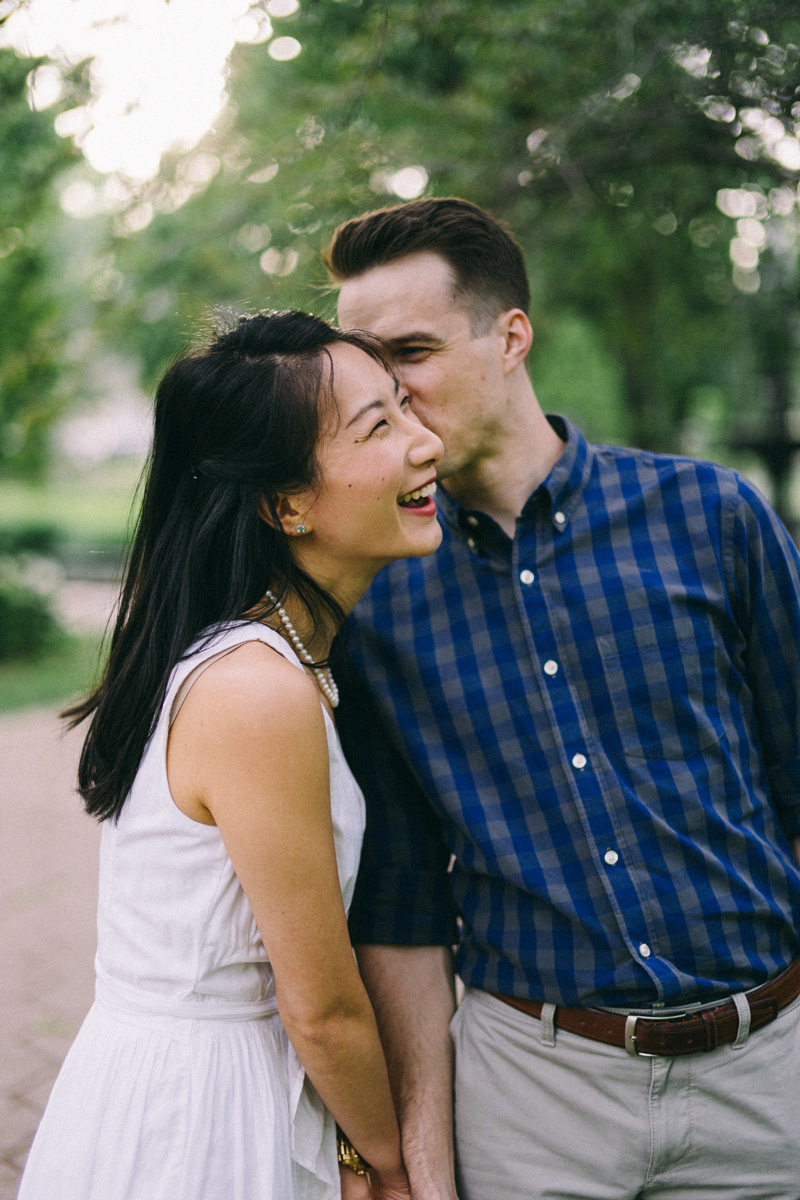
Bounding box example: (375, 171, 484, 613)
(345, 378, 401, 428)
(346, 398, 385, 428)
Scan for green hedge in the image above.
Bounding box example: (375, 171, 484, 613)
(0, 568, 64, 661)
(0, 522, 62, 557)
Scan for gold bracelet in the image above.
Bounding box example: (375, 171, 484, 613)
(336, 1132, 370, 1176)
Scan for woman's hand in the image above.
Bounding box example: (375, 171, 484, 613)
(338, 1161, 411, 1199)
(339, 1165, 372, 1199)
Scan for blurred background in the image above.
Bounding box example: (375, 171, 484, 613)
(0, 0, 799, 707)
(1, 2, 800, 1192)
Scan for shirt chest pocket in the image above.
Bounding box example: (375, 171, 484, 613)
(598, 624, 724, 761)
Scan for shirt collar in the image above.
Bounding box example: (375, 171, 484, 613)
(437, 415, 595, 539)
(527, 415, 594, 525)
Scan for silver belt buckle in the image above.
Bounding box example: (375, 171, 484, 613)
(624, 1010, 689, 1057)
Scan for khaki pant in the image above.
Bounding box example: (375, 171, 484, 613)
(451, 986, 800, 1200)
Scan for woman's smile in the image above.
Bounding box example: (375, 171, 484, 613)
(398, 478, 437, 514)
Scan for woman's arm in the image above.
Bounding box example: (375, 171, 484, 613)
(167, 642, 408, 1191)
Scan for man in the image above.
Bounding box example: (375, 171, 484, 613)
(326, 197, 800, 1200)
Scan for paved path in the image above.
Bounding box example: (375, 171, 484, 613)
(0, 707, 100, 1199)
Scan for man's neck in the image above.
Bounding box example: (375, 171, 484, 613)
(443, 407, 566, 538)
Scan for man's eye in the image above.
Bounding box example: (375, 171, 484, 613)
(397, 346, 429, 360)
(400, 395, 412, 410)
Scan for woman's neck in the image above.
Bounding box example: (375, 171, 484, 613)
(262, 589, 335, 664)
(262, 545, 391, 667)
(261, 587, 342, 711)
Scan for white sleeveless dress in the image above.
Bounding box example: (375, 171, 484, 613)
(18, 622, 365, 1200)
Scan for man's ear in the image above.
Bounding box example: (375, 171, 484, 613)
(498, 309, 533, 375)
(257, 493, 311, 537)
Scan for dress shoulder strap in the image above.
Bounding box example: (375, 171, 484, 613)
(165, 622, 303, 729)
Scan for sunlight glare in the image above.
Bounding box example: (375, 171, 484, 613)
(26, 62, 64, 109)
(0, 0, 296, 180)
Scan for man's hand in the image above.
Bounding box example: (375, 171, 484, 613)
(369, 1167, 412, 1199)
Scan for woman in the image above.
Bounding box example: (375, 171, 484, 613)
(18, 310, 443, 1200)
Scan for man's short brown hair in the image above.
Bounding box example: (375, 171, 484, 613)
(324, 197, 530, 332)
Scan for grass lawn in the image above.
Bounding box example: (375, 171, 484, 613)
(0, 460, 138, 714)
(0, 458, 142, 550)
(0, 636, 104, 715)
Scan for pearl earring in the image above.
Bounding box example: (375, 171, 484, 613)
(295, 523, 307, 535)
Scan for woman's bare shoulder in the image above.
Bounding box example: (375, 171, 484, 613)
(167, 635, 328, 825)
(181, 635, 324, 738)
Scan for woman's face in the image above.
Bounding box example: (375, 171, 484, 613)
(289, 342, 443, 594)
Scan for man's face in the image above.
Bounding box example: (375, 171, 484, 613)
(337, 251, 508, 479)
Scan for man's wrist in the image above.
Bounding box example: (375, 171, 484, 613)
(402, 1145, 458, 1200)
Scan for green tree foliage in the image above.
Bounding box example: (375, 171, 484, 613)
(97, 1, 800, 461)
(0, 48, 79, 475)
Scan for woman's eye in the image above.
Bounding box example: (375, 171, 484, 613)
(400, 395, 412, 410)
(354, 417, 389, 443)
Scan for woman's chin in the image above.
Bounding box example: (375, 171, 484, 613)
(406, 522, 443, 559)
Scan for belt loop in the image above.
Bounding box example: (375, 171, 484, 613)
(539, 1002, 557, 1047)
(731, 992, 751, 1048)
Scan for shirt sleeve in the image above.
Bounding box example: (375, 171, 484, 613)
(729, 476, 800, 837)
(336, 654, 458, 948)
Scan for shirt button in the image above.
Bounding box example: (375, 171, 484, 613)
(639, 943, 652, 958)
(571, 753, 587, 770)
(466, 515, 479, 527)
(603, 849, 619, 866)
(554, 510, 566, 526)
(467, 537, 477, 551)
(543, 660, 558, 676)
(520, 569, 535, 585)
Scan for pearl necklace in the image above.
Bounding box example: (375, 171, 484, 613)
(264, 590, 339, 708)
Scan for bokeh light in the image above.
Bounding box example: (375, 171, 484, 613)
(268, 36, 302, 61)
(266, 0, 300, 15)
(389, 166, 429, 199)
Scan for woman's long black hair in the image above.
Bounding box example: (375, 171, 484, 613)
(65, 310, 387, 823)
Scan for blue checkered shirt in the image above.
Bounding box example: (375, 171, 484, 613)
(339, 418, 800, 1007)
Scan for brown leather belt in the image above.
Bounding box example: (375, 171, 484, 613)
(490, 955, 800, 1057)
